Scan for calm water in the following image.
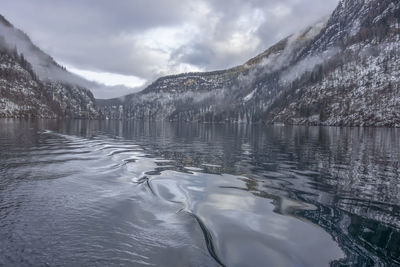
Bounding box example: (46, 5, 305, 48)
(0, 119, 399, 266)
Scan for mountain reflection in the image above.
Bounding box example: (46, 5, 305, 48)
(1, 119, 398, 266)
(68, 120, 399, 265)
(113, 121, 399, 266)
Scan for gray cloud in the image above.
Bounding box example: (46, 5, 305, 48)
(1, 0, 339, 98)
(171, 43, 215, 67)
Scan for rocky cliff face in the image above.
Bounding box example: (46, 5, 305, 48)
(99, 0, 400, 127)
(0, 15, 98, 119)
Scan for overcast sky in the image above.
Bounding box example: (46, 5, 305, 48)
(2, 0, 339, 98)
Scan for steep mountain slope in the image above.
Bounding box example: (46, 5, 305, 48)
(0, 44, 61, 118)
(0, 15, 98, 118)
(267, 0, 400, 126)
(100, 0, 400, 127)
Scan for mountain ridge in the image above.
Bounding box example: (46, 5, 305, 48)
(99, 0, 400, 127)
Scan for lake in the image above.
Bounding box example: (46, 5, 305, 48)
(0, 119, 399, 266)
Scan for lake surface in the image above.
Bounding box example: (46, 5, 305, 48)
(0, 119, 399, 266)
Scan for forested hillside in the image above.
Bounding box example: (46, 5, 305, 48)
(0, 15, 98, 118)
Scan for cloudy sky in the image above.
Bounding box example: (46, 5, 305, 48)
(2, 0, 339, 98)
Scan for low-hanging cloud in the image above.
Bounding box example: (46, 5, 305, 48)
(280, 47, 341, 84)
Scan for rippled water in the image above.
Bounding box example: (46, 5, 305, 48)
(0, 119, 399, 266)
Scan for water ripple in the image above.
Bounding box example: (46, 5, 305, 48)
(0, 119, 399, 266)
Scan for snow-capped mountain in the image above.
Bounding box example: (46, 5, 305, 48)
(0, 15, 98, 118)
(99, 0, 399, 127)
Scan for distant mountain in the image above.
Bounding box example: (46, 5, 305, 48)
(99, 0, 400, 127)
(0, 15, 98, 118)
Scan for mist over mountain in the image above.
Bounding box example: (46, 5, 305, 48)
(0, 14, 99, 118)
(100, 0, 400, 127)
(0, 15, 138, 96)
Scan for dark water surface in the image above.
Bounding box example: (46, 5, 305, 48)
(0, 119, 399, 266)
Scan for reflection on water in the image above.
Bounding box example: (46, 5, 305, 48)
(0, 119, 399, 266)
